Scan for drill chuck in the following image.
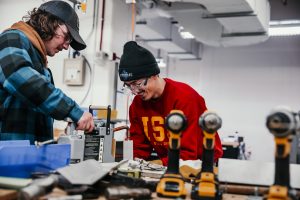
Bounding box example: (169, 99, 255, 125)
(266, 106, 298, 137)
(165, 112, 187, 133)
(199, 111, 222, 133)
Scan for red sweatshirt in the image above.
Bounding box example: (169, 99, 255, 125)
(129, 78, 223, 166)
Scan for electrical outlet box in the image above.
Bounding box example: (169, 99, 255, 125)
(64, 58, 85, 86)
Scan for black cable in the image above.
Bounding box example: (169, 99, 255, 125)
(79, 55, 92, 105)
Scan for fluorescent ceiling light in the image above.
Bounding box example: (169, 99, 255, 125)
(269, 26, 300, 36)
(178, 26, 195, 39)
(269, 20, 300, 26)
(180, 32, 195, 39)
(269, 20, 300, 36)
(156, 58, 166, 68)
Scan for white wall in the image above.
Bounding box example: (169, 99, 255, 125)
(166, 37, 300, 162)
(0, 0, 39, 30)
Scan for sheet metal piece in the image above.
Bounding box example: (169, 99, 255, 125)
(57, 159, 127, 185)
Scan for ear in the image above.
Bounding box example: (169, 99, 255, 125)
(152, 75, 159, 80)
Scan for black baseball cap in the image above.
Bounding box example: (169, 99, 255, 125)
(39, 0, 86, 50)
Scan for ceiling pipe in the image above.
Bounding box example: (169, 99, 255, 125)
(137, 0, 270, 47)
(99, 0, 106, 51)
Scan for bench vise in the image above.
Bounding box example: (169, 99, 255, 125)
(58, 105, 115, 163)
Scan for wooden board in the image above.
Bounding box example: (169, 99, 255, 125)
(0, 189, 17, 200)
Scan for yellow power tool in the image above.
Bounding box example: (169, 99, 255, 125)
(265, 106, 299, 200)
(156, 110, 187, 198)
(191, 110, 222, 200)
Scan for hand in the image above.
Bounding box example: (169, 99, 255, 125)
(76, 111, 94, 132)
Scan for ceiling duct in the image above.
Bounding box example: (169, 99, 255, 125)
(136, 17, 202, 59)
(136, 0, 270, 47)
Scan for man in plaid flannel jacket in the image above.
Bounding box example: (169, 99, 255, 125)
(0, 1, 94, 144)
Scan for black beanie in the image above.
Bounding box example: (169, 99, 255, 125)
(119, 41, 160, 81)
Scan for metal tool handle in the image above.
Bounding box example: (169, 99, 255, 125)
(105, 186, 152, 200)
(19, 174, 59, 200)
(89, 105, 111, 135)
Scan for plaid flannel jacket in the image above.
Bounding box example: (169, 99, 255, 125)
(0, 30, 83, 144)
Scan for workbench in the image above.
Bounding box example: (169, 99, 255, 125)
(1, 158, 300, 200)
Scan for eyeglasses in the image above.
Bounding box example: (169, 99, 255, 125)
(55, 25, 73, 45)
(123, 77, 149, 92)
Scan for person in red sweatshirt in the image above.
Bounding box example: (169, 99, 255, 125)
(118, 41, 223, 166)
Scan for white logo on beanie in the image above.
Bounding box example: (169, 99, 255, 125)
(119, 70, 133, 81)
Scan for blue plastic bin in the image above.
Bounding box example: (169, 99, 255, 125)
(0, 140, 70, 178)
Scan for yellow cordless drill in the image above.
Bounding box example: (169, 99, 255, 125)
(265, 106, 299, 200)
(191, 110, 222, 200)
(156, 110, 187, 198)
